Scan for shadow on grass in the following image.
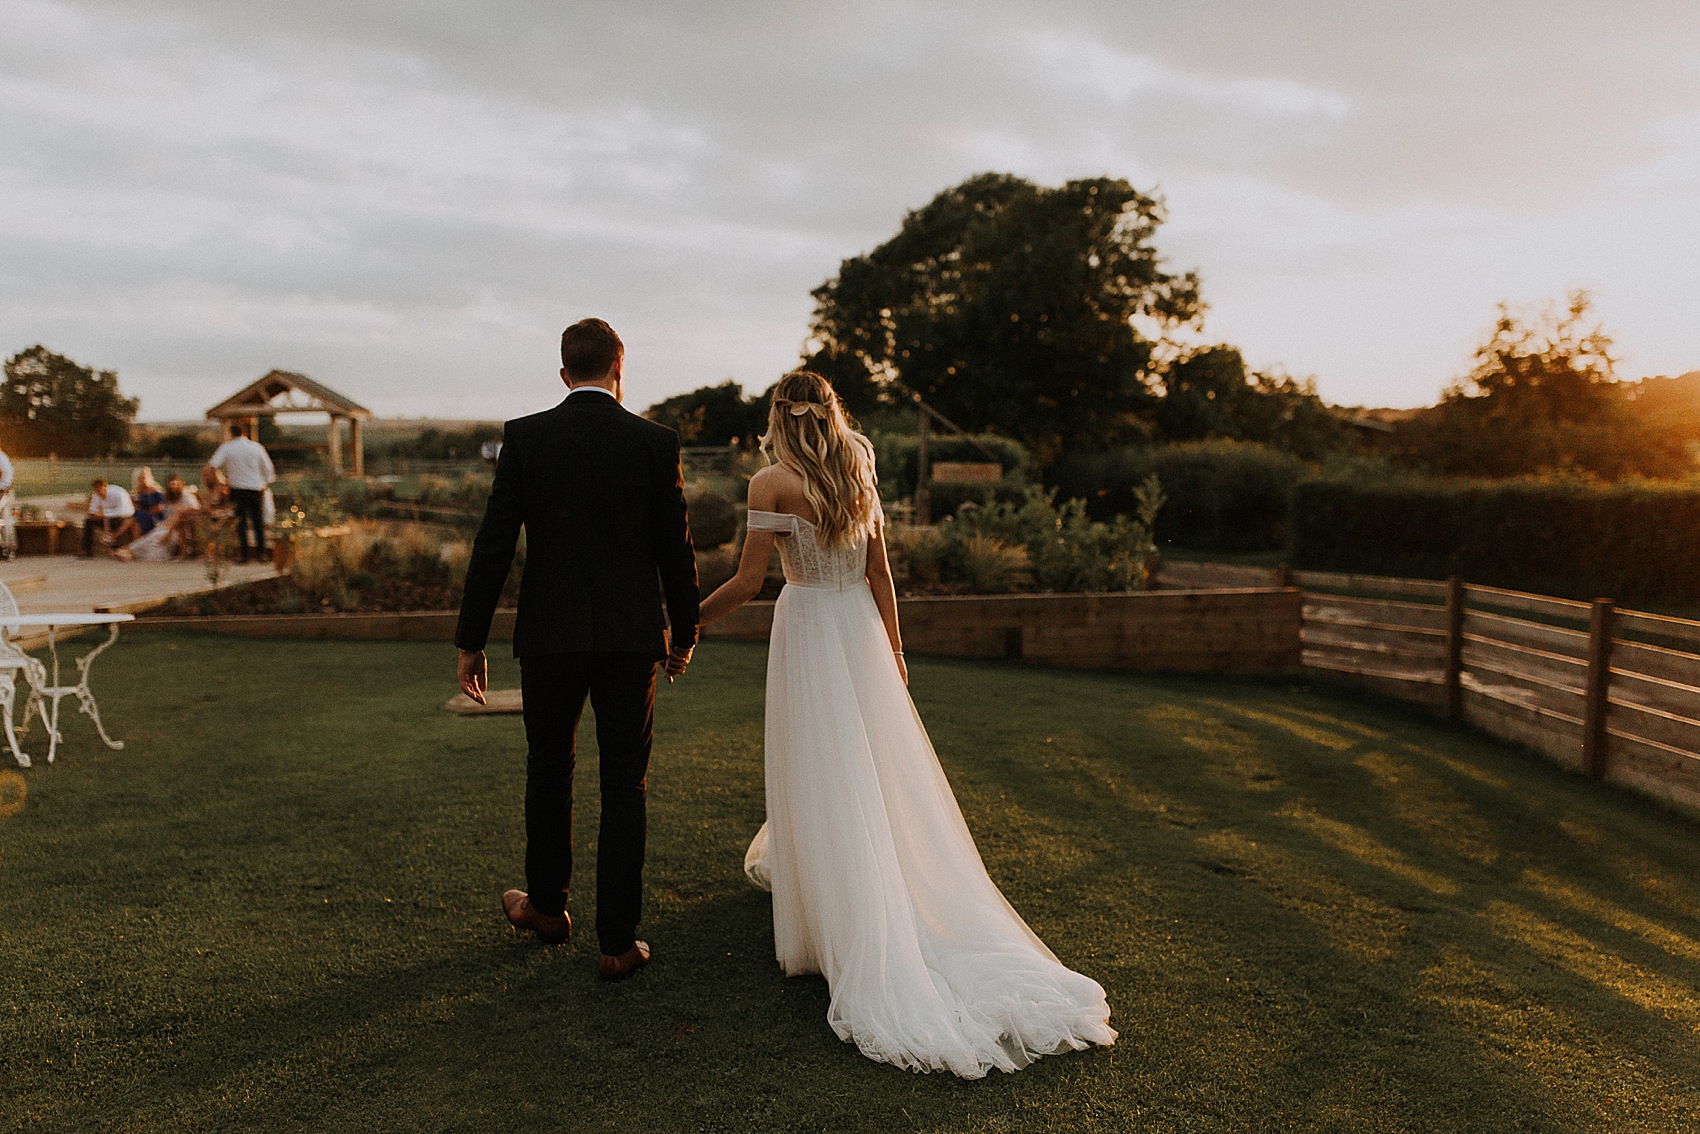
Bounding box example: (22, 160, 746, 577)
(922, 661, 1700, 1130)
(2, 636, 1699, 1132)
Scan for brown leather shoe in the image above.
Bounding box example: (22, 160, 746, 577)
(502, 889, 571, 943)
(597, 940, 651, 981)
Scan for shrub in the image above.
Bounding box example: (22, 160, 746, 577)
(957, 534, 1033, 594)
(685, 489, 739, 547)
(870, 432, 1032, 501)
(1290, 476, 1700, 604)
(1051, 439, 1303, 552)
(898, 484, 1162, 594)
(282, 520, 484, 612)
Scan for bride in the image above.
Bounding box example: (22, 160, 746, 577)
(698, 371, 1116, 1078)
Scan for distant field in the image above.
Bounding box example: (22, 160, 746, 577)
(11, 459, 210, 503)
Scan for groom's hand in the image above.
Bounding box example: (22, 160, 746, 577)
(457, 648, 488, 705)
(664, 644, 693, 682)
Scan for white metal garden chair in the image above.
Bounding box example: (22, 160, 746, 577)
(0, 579, 48, 768)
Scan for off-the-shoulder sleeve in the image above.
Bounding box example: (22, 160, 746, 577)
(746, 509, 800, 533)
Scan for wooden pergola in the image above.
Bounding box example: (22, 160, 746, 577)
(206, 370, 372, 478)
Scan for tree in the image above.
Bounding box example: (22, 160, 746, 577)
(1154, 346, 1345, 460)
(803, 173, 1200, 465)
(0, 345, 140, 457)
(1394, 292, 1690, 479)
(1625, 371, 1700, 458)
(644, 380, 768, 446)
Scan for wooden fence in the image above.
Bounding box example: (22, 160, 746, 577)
(129, 556, 1700, 815)
(1156, 561, 1700, 816)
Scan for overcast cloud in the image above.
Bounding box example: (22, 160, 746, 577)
(2, 0, 1697, 420)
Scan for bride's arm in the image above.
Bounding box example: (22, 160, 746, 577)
(864, 518, 906, 683)
(699, 474, 781, 626)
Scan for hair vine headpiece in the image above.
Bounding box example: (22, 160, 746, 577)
(776, 397, 829, 420)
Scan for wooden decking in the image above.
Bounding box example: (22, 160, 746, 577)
(0, 555, 278, 616)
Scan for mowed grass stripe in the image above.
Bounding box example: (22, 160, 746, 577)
(1, 634, 1698, 1132)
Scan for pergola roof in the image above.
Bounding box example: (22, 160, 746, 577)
(206, 370, 371, 421)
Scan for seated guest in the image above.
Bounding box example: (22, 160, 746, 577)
(111, 468, 165, 545)
(200, 465, 232, 515)
(114, 474, 201, 562)
(80, 477, 135, 557)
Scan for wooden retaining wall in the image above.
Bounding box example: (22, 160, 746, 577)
(132, 588, 1304, 674)
(125, 561, 1700, 815)
(705, 589, 1302, 672)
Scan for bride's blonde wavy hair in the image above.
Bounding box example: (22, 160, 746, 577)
(760, 371, 879, 548)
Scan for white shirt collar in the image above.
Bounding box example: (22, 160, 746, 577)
(567, 385, 616, 399)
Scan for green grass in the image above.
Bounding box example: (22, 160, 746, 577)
(3, 636, 1700, 1132)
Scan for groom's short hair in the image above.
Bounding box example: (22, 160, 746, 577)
(561, 318, 623, 381)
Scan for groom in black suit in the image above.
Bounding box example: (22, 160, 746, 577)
(455, 317, 699, 980)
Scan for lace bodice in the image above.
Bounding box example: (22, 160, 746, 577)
(747, 510, 869, 590)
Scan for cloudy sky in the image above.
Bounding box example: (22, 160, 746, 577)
(3, 0, 1697, 422)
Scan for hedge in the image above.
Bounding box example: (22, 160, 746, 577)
(1290, 477, 1700, 604)
(866, 431, 1034, 518)
(1050, 440, 1303, 552)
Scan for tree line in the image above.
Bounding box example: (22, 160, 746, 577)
(651, 173, 1697, 485)
(11, 173, 1694, 480)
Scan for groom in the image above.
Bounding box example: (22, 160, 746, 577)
(455, 317, 699, 980)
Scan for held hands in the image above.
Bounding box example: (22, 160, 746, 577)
(457, 648, 488, 705)
(664, 644, 694, 683)
(894, 649, 908, 686)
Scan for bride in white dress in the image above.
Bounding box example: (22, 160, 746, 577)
(698, 371, 1115, 1078)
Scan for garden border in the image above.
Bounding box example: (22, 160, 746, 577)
(129, 588, 1305, 673)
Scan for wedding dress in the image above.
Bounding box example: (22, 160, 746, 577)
(741, 509, 1116, 1078)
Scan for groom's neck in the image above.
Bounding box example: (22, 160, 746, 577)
(560, 363, 623, 403)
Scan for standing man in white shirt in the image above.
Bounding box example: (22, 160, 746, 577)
(81, 477, 135, 556)
(209, 422, 277, 562)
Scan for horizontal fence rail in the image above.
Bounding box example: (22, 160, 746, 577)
(1269, 564, 1700, 816)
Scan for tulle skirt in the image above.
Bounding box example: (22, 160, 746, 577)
(743, 581, 1117, 1078)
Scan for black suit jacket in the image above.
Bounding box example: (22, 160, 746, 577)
(454, 391, 699, 659)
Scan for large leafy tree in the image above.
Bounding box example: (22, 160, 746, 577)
(1, 345, 140, 457)
(803, 173, 1200, 464)
(1395, 292, 1690, 479)
(644, 379, 768, 446)
(1154, 345, 1345, 461)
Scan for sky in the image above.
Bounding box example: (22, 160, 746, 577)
(2, 0, 1697, 422)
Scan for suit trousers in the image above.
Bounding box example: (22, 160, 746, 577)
(518, 651, 657, 955)
(230, 488, 266, 559)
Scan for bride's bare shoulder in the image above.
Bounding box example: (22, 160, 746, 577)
(748, 462, 814, 522)
(747, 463, 789, 511)
(750, 462, 804, 490)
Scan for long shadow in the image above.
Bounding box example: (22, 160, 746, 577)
(918, 660, 1700, 1130)
(10, 638, 1700, 1131)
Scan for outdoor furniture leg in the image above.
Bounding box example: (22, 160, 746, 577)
(71, 623, 126, 750)
(0, 672, 29, 768)
(2, 612, 134, 763)
(42, 626, 62, 764)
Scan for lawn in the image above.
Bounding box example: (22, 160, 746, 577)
(3, 634, 1699, 1133)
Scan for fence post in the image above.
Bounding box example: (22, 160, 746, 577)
(1582, 598, 1616, 778)
(1444, 576, 1465, 721)
(1275, 563, 1293, 589)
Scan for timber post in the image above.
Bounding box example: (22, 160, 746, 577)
(1444, 576, 1465, 721)
(1582, 598, 1616, 778)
